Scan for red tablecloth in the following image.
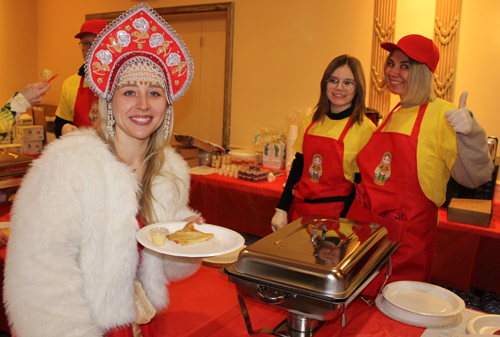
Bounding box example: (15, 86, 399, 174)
(156, 265, 425, 336)
(0, 248, 424, 336)
(438, 203, 500, 238)
(189, 172, 500, 294)
(189, 170, 289, 237)
(433, 202, 500, 293)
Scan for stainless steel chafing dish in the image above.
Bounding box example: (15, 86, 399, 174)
(221, 215, 400, 337)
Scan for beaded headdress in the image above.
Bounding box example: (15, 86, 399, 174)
(84, 4, 194, 140)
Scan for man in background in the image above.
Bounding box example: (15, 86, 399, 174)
(54, 19, 107, 138)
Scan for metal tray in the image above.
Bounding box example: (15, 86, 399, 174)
(228, 215, 399, 301)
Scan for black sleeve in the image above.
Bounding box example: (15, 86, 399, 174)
(54, 116, 73, 139)
(276, 153, 304, 212)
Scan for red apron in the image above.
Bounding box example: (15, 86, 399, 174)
(293, 116, 355, 220)
(346, 103, 438, 296)
(73, 76, 100, 128)
(105, 217, 157, 337)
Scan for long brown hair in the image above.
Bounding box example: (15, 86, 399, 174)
(312, 54, 367, 126)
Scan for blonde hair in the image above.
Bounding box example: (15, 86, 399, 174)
(382, 51, 435, 106)
(97, 98, 179, 224)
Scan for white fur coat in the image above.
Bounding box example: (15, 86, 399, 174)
(3, 129, 201, 337)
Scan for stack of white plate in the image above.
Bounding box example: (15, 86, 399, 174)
(376, 281, 465, 328)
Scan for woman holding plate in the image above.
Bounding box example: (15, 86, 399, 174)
(4, 5, 203, 337)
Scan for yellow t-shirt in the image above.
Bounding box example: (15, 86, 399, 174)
(293, 113, 376, 183)
(55, 74, 90, 122)
(380, 98, 458, 206)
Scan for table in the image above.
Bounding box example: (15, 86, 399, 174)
(433, 203, 500, 293)
(189, 172, 500, 294)
(0, 247, 425, 337)
(159, 265, 426, 337)
(189, 170, 290, 237)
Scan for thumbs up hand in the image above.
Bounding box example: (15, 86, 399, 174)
(445, 91, 472, 134)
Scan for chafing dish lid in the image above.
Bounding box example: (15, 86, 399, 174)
(231, 215, 398, 300)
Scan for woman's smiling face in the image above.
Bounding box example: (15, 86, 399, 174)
(326, 65, 356, 114)
(112, 82, 167, 143)
(385, 49, 410, 98)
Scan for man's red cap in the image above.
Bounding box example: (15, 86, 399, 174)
(75, 19, 108, 39)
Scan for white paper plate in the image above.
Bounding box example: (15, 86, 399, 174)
(376, 294, 460, 328)
(467, 314, 500, 334)
(382, 281, 465, 316)
(136, 222, 245, 258)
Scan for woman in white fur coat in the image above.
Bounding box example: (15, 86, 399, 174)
(4, 5, 202, 337)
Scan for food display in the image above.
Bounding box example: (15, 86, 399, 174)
(167, 222, 214, 246)
(237, 165, 269, 182)
(40, 68, 58, 83)
(40, 69, 52, 80)
(149, 227, 169, 246)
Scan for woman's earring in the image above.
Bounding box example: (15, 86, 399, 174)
(164, 106, 172, 141)
(107, 102, 115, 138)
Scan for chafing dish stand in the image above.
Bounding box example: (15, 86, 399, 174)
(221, 215, 400, 337)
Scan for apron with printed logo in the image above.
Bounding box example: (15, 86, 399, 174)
(293, 116, 355, 220)
(347, 102, 438, 296)
(73, 76, 100, 128)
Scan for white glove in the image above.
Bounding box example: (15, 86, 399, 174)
(62, 123, 78, 135)
(271, 208, 288, 232)
(445, 91, 472, 135)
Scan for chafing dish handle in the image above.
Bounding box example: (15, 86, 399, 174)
(257, 286, 292, 304)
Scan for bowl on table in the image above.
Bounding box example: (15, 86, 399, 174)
(467, 314, 500, 335)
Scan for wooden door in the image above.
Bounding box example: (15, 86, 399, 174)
(168, 13, 226, 147)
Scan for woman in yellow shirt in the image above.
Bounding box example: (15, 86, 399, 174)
(271, 55, 376, 232)
(347, 34, 493, 295)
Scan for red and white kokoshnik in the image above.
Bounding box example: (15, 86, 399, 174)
(84, 3, 193, 104)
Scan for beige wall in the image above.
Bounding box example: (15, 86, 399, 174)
(0, 0, 38, 104)
(1, 0, 499, 149)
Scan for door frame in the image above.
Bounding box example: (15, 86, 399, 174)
(87, 2, 235, 148)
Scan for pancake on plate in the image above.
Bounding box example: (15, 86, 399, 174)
(167, 222, 214, 246)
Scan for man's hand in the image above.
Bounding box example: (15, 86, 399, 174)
(20, 81, 51, 107)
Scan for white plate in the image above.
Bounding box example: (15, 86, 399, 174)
(376, 294, 460, 328)
(203, 245, 246, 265)
(136, 222, 245, 258)
(382, 281, 465, 316)
(467, 314, 500, 334)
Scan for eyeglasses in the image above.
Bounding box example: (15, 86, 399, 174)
(79, 41, 93, 51)
(325, 78, 356, 91)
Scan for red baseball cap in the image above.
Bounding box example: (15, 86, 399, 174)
(381, 34, 439, 72)
(74, 19, 108, 39)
